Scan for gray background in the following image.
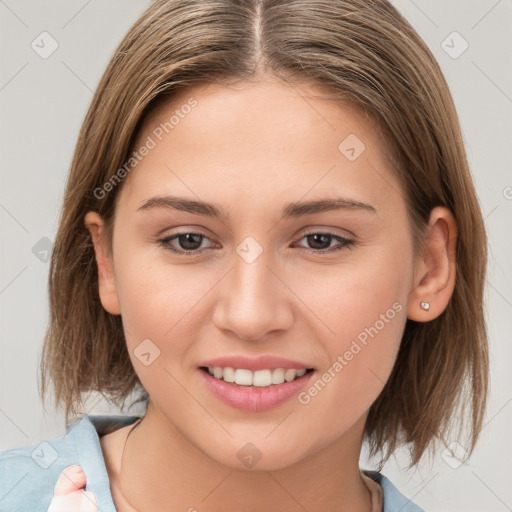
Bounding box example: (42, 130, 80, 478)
(1, 1, 511, 510)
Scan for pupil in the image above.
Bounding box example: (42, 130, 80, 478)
(180, 233, 202, 250)
(308, 233, 330, 249)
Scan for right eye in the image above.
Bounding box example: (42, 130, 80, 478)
(158, 232, 216, 255)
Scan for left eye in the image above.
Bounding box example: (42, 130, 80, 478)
(294, 232, 354, 253)
(158, 231, 354, 255)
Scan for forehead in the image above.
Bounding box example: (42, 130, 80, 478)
(116, 79, 403, 217)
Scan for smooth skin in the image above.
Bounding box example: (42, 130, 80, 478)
(85, 77, 457, 512)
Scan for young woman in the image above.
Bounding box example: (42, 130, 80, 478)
(0, 0, 488, 511)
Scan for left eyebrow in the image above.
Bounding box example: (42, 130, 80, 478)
(136, 195, 377, 220)
(282, 197, 377, 218)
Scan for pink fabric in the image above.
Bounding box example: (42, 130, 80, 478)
(47, 465, 97, 512)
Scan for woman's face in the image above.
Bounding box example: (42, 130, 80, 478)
(96, 79, 417, 469)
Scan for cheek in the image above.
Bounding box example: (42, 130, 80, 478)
(113, 249, 223, 368)
(114, 245, 188, 327)
(293, 245, 411, 430)
(294, 242, 410, 345)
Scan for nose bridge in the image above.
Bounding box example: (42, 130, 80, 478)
(212, 236, 293, 341)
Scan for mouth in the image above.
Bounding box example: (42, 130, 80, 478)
(197, 358, 316, 412)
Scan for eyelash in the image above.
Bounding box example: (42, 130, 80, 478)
(157, 230, 355, 256)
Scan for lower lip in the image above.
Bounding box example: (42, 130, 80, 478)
(199, 369, 315, 412)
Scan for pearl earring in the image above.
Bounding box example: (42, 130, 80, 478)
(420, 301, 430, 311)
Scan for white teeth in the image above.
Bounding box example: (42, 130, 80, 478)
(234, 369, 253, 386)
(252, 369, 272, 387)
(272, 368, 285, 385)
(284, 369, 297, 382)
(206, 366, 309, 387)
(222, 367, 235, 383)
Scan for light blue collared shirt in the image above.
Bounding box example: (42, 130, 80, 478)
(0, 414, 425, 511)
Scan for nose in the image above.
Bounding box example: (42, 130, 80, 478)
(212, 246, 294, 342)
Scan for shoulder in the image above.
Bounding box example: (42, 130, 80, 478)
(0, 414, 140, 512)
(362, 470, 426, 512)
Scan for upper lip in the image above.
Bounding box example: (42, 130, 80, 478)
(199, 355, 314, 371)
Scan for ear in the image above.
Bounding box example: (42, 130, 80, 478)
(407, 206, 457, 321)
(84, 211, 121, 315)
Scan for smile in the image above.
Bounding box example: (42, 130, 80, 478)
(198, 357, 316, 412)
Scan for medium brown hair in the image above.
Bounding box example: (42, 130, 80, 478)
(40, 0, 489, 468)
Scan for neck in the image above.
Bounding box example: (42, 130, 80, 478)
(112, 401, 372, 512)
